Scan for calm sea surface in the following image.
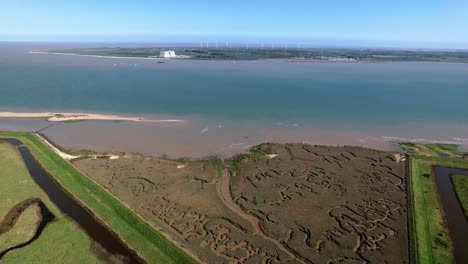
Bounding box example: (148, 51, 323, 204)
(1, 43, 467, 157)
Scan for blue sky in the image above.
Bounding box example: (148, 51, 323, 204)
(1, 0, 467, 48)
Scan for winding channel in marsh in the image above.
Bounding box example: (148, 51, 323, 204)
(0, 138, 143, 263)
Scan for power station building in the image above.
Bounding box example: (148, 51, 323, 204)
(159, 50, 176, 58)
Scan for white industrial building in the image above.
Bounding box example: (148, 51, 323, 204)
(159, 50, 176, 58)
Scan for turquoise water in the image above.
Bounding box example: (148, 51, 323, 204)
(1, 44, 468, 128)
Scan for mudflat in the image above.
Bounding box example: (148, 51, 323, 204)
(74, 143, 408, 263)
(231, 143, 408, 263)
(74, 155, 286, 263)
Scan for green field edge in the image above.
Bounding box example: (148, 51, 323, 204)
(451, 174, 468, 218)
(403, 143, 468, 264)
(408, 156, 435, 264)
(0, 131, 198, 264)
(406, 157, 418, 264)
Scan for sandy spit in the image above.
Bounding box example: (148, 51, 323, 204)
(29, 51, 191, 60)
(29, 51, 161, 60)
(0, 112, 185, 123)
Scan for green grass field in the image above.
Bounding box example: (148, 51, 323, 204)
(1, 206, 39, 254)
(0, 142, 103, 263)
(452, 174, 468, 217)
(0, 132, 197, 264)
(403, 143, 468, 264)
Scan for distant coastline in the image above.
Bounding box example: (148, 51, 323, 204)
(30, 47, 468, 62)
(28, 51, 169, 60)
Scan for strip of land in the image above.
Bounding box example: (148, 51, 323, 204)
(0, 112, 185, 123)
(38, 47, 468, 62)
(452, 174, 468, 217)
(28, 51, 180, 60)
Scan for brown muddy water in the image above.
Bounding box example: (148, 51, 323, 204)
(433, 166, 468, 264)
(1, 117, 468, 158)
(0, 138, 144, 263)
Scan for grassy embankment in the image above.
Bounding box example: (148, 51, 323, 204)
(0, 132, 197, 264)
(0, 142, 103, 263)
(452, 174, 468, 217)
(401, 143, 468, 264)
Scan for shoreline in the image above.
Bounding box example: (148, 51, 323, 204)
(29, 51, 182, 60)
(0, 111, 185, 123)
(0, 114, 468, 158)
(1, 113, 468, 159)
(28, 51, 468, 64)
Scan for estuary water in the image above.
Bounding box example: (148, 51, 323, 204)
(1, 43, 468, 157)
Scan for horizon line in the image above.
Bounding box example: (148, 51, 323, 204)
(1, 40, 468, 51)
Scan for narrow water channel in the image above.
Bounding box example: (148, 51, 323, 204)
(433, 166, 468, 264)
(0, 138, 144, 263)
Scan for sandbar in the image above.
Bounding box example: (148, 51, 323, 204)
(29, 51, 191, 60)
(0, 112, 185, 123)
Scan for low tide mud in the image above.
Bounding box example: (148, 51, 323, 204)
(230, 143, 408, 263)
(0, 198, 55, 260)
(75, 143, 409, 263)
(75, 155, 281, 263)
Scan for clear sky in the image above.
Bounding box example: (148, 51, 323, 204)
(1, 0, 467, 48)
